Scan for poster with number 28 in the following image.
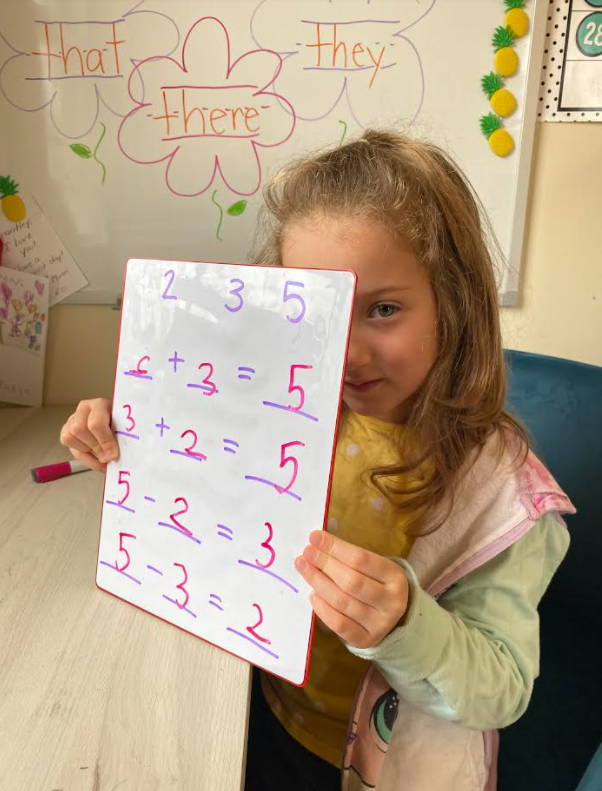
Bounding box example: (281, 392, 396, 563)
(96, 259, 356, 685)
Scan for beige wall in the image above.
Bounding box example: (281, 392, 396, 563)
(501, 122, 601, 365)
(44, 304, 121, 405)
(41, 122, 601, 407)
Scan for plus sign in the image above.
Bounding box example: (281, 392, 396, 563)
(155, 417, 171, 437)
(168, 351, 185, 373)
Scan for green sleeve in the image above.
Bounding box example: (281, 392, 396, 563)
(345, 512, 570, 729)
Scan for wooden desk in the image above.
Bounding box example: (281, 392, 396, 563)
(0, 407, 251, 791)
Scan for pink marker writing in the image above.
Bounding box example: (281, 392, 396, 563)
(31, 459, 91, 483)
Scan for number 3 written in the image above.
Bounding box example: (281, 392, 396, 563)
(256, 521, 276, 569)
(173, 562, 190, 610)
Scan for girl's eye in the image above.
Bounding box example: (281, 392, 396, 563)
(370, 304, 398, 319)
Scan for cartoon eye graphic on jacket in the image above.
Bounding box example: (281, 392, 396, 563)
(370, 689, 399, 751)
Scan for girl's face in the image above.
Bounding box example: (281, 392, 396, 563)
(282, 216, 437, 424)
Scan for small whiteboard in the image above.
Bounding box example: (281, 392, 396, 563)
(96, 259, 355, 685)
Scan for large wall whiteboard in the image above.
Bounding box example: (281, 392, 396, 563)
(0, 0, 547, 305)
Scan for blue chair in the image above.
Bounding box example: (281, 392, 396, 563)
(576, 742, 602, 791)
(498, 350, 602, 791)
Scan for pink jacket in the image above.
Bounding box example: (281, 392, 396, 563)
(342, 439, 575, 791)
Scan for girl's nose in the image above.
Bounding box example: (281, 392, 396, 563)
(346, 325, 372, 371)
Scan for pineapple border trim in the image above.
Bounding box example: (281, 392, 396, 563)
(479, 0, 531, 158)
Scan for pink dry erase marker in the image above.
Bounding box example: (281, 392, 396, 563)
(31, 459, 91, 483)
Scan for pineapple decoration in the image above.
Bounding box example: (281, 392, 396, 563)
(504, 0, 530, 38)
(480, 113, 514, 157)
(493, 26, 518, 77)
(481, 72, 517, 117)
(479, 1, 530, 159)
(0, 176, 26, 223)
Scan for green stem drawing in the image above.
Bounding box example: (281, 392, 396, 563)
(93, 123, 107, 185)
(211, 190, 224, 241)
(339, 119, 348, 146)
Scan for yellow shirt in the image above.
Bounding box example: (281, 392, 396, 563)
(262, 410, 419, 767)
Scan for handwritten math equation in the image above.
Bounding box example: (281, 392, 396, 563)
(97, 259, 355, 683)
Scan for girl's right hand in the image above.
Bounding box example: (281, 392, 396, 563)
(59, 398, 119, 473)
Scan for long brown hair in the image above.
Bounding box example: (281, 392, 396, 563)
(254, 129, 529, 535)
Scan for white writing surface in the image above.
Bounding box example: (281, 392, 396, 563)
(97, 259, 355, 685)
(0, 1, 546, 305)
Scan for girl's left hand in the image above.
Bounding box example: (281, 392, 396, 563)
(294, 531, 409, 649)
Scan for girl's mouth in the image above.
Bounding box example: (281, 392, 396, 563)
(344, 379, 383, 393)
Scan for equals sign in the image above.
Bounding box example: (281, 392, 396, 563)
(209, 593, 224, 611)
(217, 524, 234, 541)
(223, 439, 239, 454)
(237, 366, 255, 380)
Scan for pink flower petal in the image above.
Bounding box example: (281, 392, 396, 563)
(249, 91, 296, 149)
(228, 48, 283, 93)
(180, 17, 233, 85)
(164, 141, 221, 197)
(119, 16, 296, 197)
(216, 142, 263, 196)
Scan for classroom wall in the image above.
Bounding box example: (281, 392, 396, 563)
(500, 122, 601, 367)
(41, 121, 601, 406)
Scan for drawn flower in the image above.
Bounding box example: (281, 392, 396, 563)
(0, 1, 179, 139)
(23, 290, 34, 305)
(1, 282, 12, 304)
(250, 0, 436, 126)
(0, 305, 8, 320)
(118, 16, 295, 197)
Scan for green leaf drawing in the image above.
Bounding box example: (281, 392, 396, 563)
(70, 143, 93, 159)
(212, 190, 224, 241)
(227, 199, 247, 217)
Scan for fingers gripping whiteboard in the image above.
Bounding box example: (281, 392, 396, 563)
(97, 259, 356, 685)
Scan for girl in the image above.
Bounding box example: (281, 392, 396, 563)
(60, 130, 575, 791)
